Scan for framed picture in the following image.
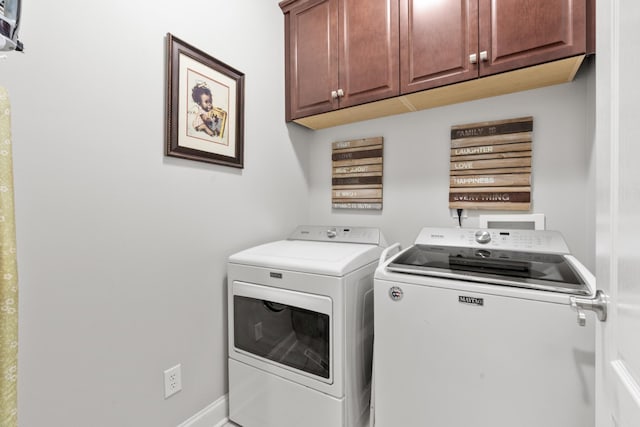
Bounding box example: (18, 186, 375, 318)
(166, 33, 245, 168)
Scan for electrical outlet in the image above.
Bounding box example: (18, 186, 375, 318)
(450, 208, 468, 220)
(164, 364, 182, 398)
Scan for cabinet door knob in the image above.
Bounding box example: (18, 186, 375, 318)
(337, 88, 344, 97)
(331, 90, 338, 99)
(469, 53, 477, 64)
(480, 51, 488, 62)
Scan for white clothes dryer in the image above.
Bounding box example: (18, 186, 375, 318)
(228, 226, 387, 427)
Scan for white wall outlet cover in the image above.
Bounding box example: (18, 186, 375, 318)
(450, 208, 468, 219)
(164, 364, 182, 399)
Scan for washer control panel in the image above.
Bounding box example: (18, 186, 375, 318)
(415, 227, 570, 254)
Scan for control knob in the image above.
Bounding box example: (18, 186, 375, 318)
(475, 230, 491, 244)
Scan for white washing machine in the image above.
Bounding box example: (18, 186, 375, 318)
(228, 226, 387, 427)
(372, 227, 596, 427)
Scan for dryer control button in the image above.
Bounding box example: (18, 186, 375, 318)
(475, 230, 491, 244)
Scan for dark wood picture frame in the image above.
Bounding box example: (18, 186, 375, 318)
(166, 33, 245, 168)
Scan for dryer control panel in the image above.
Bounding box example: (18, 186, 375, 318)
(289, 225, 383, 245)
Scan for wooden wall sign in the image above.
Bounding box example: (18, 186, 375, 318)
(332, 137, 383, 210)
(449, 117, 532, 210)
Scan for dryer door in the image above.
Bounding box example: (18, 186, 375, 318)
(232, 281, 332, 382)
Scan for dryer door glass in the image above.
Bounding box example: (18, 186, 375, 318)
(233, 295, 330, 378)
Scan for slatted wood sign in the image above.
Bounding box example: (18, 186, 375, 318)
(332, 137, 383, 210)
(449, 117, 532, 210)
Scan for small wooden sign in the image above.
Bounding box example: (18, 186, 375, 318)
(449, 117, 533, 210)
(332, 137, 383, 210)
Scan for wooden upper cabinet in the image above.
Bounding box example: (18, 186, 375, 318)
(478, 0, 586, 77)
(282, 0, 339, 120)
(339, 0, 399, 108)
(281, 0, 399, 120)
(400, 0, 588, 95)
(400, 0, 478, 93)
(281, 0, 592, 126)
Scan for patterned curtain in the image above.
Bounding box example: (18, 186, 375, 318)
(0, 86, 18, 427)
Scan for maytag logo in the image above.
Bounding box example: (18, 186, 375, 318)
(389, 286, 403, 301)
(270, 272, 283, 279)
(458, 295, 484, 306)
(430, 234, 445, 239)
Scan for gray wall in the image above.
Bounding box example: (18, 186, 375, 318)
(304, 60, 596, 270)
(3, 0, 596, 426)
(6, 1, 308, 426)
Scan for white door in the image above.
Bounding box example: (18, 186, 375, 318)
(595, 0, 640, 425)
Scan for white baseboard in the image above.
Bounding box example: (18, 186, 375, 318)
(178, 394, 229, 427)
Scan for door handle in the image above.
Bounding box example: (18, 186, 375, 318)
(569, 290, 608, 326)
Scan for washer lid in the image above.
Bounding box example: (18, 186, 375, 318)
(229, 239, 383, 276)
(387, 244, 591, 295)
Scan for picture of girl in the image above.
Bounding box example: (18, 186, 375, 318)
(191, 82, 219, 137)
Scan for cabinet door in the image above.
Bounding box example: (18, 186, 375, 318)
(400, 0, 478, 94)
(338, 0, 399, 107)
(478, 0, 586, 77)
(286, 0, 339, 120)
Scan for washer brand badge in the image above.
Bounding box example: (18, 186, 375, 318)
(459, 295, 484, 306)
(270, 272, 283, 279)
(389, 286, 403, 301)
